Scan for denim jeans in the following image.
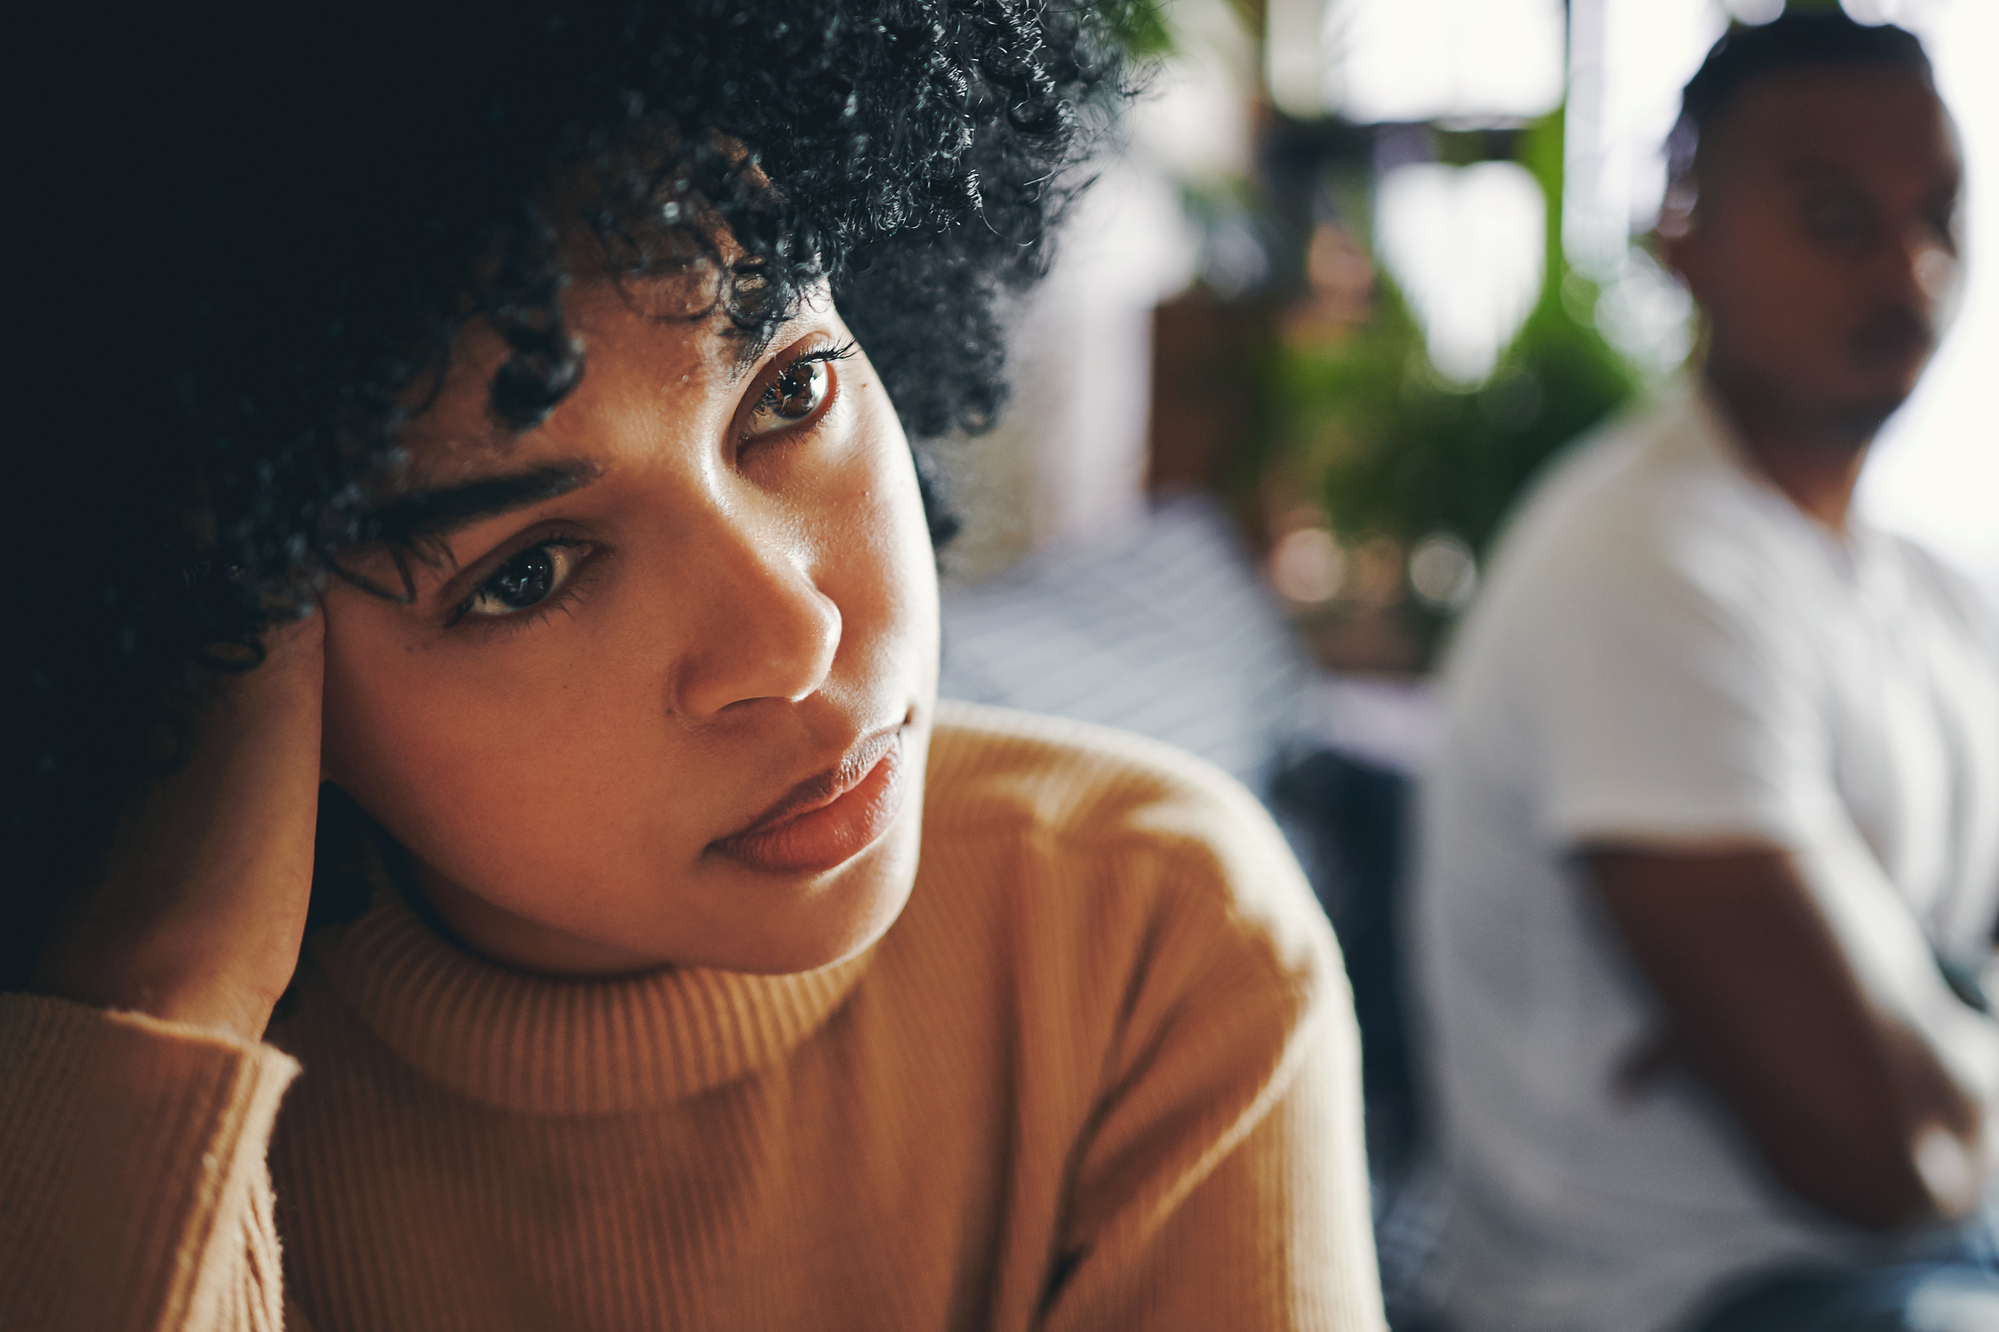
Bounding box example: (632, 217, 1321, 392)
(1691, 1225, 1999, 1332)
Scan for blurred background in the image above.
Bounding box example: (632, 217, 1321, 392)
(941, 0, 1995, 620)
(931, 0, 1995, 1322)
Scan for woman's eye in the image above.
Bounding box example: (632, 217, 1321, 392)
(745, 358, 831, 437)
(465, 541, 583, 618)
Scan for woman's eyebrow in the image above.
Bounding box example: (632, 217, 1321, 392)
(368, 461, 603, 544)
(723, 310, 814, 377)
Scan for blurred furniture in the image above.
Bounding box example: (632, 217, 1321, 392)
(940, 493, 1308, 801)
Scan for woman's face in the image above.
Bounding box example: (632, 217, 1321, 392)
(318, 264, 940, 977)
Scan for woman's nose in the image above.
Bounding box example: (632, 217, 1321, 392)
(669, 513, 842, 720)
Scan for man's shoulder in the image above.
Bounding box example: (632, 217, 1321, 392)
(919, 702, 1333, 981)
(1473, 395, 1803, 641)
(1509, 396, 1773, 571)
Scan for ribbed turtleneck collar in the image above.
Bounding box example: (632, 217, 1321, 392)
(302, 851, 874, 1117)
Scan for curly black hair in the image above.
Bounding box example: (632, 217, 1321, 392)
(5, 0, 1136, 981)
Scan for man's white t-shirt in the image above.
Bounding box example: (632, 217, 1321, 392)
(1412, 388, 1999, 1332)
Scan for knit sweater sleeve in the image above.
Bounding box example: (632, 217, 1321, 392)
(0, 993, 301, 1332)
(1035, 782, 1386, 1332)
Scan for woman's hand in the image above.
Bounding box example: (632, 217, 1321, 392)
(29, 611, 326, 1044)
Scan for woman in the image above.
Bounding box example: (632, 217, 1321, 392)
(1, 3, 1383, 1328)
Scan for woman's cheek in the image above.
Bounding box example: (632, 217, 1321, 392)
(322, 609, 590, 856)
(414, 648, 628, 832)
(833, 378, 935, 627)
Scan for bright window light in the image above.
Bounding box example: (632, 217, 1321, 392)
(1327, 0, 1566, 123)
(1565, 0, 1725, 277)
(1375, 161, 1546, 382)
(1859, 0, 1999, 593)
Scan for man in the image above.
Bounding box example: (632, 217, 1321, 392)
(1412, 13, 1999, 1332)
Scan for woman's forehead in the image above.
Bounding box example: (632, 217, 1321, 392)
(392, 284, 827, 494)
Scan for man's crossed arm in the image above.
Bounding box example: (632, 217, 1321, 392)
(1588, 842, 1999, 1230)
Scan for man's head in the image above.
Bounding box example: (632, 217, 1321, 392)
(1658, 12, 1961, 442)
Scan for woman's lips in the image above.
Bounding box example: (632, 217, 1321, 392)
(711, 731, 906, 875)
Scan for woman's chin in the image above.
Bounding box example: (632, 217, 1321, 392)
(690, 814, 924, 976)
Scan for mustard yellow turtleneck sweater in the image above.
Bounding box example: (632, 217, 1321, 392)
(0, 703, 1385, 1331)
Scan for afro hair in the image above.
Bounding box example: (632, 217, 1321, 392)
(4, 0, 1140, 980)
